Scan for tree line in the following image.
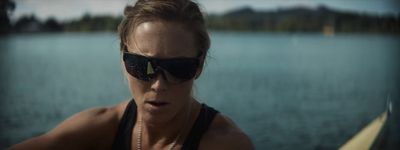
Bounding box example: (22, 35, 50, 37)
(207, 6, 399, 34)
(1, 2, 399, 35)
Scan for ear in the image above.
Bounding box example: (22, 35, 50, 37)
(194, 53, 206, 79)
(194, 63, 203, 79)
(120, 59, 128, 78)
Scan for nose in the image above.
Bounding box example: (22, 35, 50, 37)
(150, 72, 168, 92)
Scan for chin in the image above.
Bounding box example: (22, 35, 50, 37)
(142, 104, 178, 123)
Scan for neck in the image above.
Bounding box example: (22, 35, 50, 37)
(139, 99, 195, 146)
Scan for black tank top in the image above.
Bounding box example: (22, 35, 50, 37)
(112, 99, 219, 150)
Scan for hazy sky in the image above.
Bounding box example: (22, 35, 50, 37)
(11, 0, 400, 21)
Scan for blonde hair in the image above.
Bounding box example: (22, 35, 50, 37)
(118, 0, 210, 60)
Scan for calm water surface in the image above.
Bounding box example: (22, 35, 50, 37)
(0, 32, 399, 149)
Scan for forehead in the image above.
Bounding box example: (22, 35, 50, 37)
(127, 21, 197, 58)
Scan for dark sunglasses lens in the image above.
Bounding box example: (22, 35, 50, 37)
(160, 59, 199, 81)
(123, 53, 149, 81)
(123, 52, 199, 83)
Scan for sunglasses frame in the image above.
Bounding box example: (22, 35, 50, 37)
(122, 50, 202, 83)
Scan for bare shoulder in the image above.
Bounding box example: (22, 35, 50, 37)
(198, 113, 255, 150)
(48, 100, 129, 140)
(9, 100, 130, 150)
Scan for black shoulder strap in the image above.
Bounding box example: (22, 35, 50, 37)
(112, 99, 137, 150)
(182, 104, 219, 150)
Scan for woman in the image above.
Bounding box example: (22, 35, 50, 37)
(9, 0, 254, 149)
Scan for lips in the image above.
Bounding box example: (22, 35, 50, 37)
(145, 100, 169, 107)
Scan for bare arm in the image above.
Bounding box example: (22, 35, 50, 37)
(199, 114, 255, 150)
(8, 106, 121, 150)
(211, 130, 255, 150)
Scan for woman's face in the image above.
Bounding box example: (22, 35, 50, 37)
(124, 20, 201, 123)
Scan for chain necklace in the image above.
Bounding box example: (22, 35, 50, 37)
(137, 103, 192, 150)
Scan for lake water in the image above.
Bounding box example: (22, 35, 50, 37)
(0, 32, 399, 149)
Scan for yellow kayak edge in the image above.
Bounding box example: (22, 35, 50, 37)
(339, 112, 388, 150)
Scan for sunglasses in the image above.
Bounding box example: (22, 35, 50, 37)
(123, 50, 200, 83)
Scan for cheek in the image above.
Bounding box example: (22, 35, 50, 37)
(170, 81, 194, 97)
(126, 74, 195, 101)
(127, 76, 149, 100)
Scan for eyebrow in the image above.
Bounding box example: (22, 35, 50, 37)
(123, 50, 200, 60)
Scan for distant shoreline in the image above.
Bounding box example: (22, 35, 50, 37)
(4, 6, 399, 35)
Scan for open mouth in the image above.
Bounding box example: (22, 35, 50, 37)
(146, 101, 169, 107)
